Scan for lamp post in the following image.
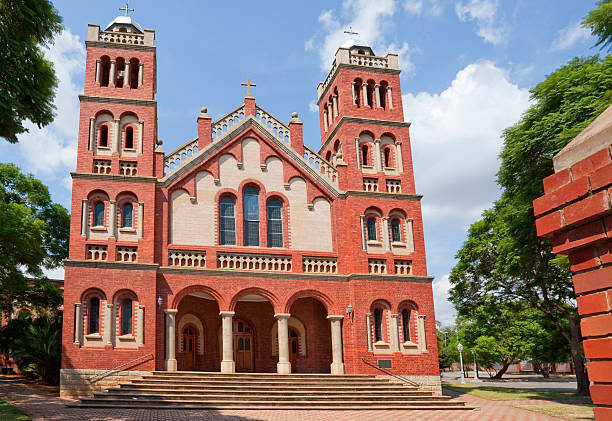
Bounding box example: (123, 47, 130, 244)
(473, 352, 479, 380)
(457, 343, 466, 384)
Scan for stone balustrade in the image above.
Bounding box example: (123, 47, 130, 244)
(255, 106, 290, 145)
(86, 245, 108, 261)
(363, 178, 379, 192)
(303, 257, 338, 274)
(386, 179, 401, 193)
(168, 250, 206, 268)
(164, 139, 198, 175)
(116, 246, 138, 262)
(212, 105, 245, 140)
(394, 260, 412, 275)
(99, 30, 145, 46)
(119, 161, 138, 176)
(93, 160, 112, 174)
(303, 145, 338, 186)
(217, 252, 292, 272)
(349, 53, 389, 68)
(368, 259, 387, 274)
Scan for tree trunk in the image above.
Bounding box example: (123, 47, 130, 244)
(568, 314, 590, 396)
(493, 362, 511, 379)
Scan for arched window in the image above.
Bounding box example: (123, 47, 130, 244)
(115, 58, 125, 88)
(361, 144, 369, 166)
(380, 83, 387, 109)
(121, 203, 133, 228)
(391, 219, 401, 242)
(100, 125, 109, 147)
(384, 147, 392, 168)
(89, 297, 100, 334)
(129, 59, 139, 89)
(94, 202, 105, 226)
(100, 56, 110, 87)
(367, 217, 377, 241)
(402, 308, 411, 342)
(243, 187, 260, 246)
(373, 308, 383, 342)
(125, 126, 134, 149)
(267, 199, 283, 248)
(354, 80, 361, 107)
(220, 196, 236, 245)
(121, 299, 132, 335)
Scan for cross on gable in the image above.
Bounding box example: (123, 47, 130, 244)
(241, 77, 256, 97)
(344, 26, 358, 36)
(119, 2, 134, 16)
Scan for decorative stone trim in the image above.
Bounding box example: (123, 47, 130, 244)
(79, 95, 157, 107)
(71, 172, 157, 184)
(394, 260, 412, 275)
(119, 161, 138, 176)
(116, 246, 137, 262)
(368, 259, 387, 274)
(93, 159, 112, 174)
(319, 116, 411, 152)
(64, 260, 158, 271)
(217, 252, 292, 272)
(363, 178, 379, 192)
(386, 179, 401, 193)
(86, 245, 108, 261)
(168, 250, 206, 268)
(303, 256, 338, 273)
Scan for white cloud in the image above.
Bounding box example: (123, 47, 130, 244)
(15, 28, 85, 179)
(404, 60, 530, 224)
(308, 100, 319, 113)
(551, 22, 590, 51)
(433, 274, 456, 326)
(386, 41, 415, 76)
(455, 0, 506, 45)
(404, 0, 423, 15)
(404, 0, 443, 17)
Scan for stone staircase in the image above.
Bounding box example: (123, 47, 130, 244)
(70, 372, 473, 410)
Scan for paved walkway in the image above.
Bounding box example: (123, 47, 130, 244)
(0, 376, 566, 421)
(441, 372, 578, 392)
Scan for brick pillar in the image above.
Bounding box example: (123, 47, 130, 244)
(534, 105, 612, 421)
(154, 140, 164, 179)
(244, 96, 256, 117)
(197, 107, 212, 150)
(288, 113, 303, 156)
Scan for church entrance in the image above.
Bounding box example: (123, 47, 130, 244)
(183, 326, 196, 371)
(289, 328, 299, 372)
(233, 319, 253, 372)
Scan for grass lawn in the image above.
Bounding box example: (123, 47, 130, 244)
(444, 384, 594, 421)
(0, 399, 29, 421)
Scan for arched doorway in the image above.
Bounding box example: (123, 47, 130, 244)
(288, 296, 332, 373)
(233, 319, 254, 372)
(289, 328, 299, 372)
(183, 325, 196, 371)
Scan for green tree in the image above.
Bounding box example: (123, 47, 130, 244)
(0, 163, 68, 316)
(583, 0, 612, 51)
(450, 55, 612, 395)
(0, 0, 63, 143)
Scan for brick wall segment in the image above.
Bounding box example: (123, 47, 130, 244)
(533, 176, 590, 217)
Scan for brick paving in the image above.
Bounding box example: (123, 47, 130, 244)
(0, 376, 565, 420)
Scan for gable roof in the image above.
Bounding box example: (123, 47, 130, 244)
(159, 104, 341, 197)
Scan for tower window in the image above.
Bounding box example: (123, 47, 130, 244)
(402, 308, 411, 342)
(94, 202, 105, 227)
(100, 125, 109, 147)
(125, 126, 134, 149)
(129, 59, 139, 89)
(100, 56, 110, 87)
(243, 187, 260, 246)
(115, 58, 125, 88)
(219, 196, 236, 245)
(391, 219, 402, 242)
(122, 203, 133, 228)
(361, 144, 369, 166)
(373, 308, 383, 342)
(89, 297, 100, 334)
(121, 299, 132, 335)
(267, 199, 283, 248)
(384, 147, 392, 168)
(366, 217, 377, 241)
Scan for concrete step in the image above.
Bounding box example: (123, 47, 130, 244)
(69, 402, 474, 410)
(143, 375, 389, 383)
(108, 387, 432, 396)
(150, 371, 377, 379)
(129, 379, 411, 387)
(95, 392, 451, 401)
(119, 383, 417, 392)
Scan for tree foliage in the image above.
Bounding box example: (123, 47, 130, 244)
(0, 0, 63, 143)
(0, 163, 68, 315)
(583, 0, 612, 52)
(450, 55, 612, 395)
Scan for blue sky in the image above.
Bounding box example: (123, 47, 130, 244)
(0, 0, 600, 324)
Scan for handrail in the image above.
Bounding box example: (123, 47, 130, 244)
(361, 356, 419, 387)
(89, 353, 153, 384)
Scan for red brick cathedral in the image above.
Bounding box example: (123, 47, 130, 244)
(61, 14, 440, 396)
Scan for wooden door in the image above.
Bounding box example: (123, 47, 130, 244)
(289, 329, 298, 372)
(183, 327, 195, 371)
(234, 320, 253, 372)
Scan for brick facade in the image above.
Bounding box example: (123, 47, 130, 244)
(61, 19, 440, 396)
(535, 105, 612, 421)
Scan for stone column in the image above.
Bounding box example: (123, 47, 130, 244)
(359, 215, 366, 250)
(220, 311, 235, 373)
(327, 103, 333, 126)
(406, 219, 415, 252)
(105, 303, 114, 346)
(374, 139, 382, 172)
(109, 200, 116, 238)
(387, 86, 393, 109)
(275, 313, 292, 374)
(391, 314, 401, 352)
(351, 82, 357, 105)
(124, 63, 130, 89)
(375, 84, 382, 108)
(418, 314, 427, 352)
(137, 305, 145, 346)
(382, 217, 391, 252)
(164, 309, 178, 371)
(395, 141, 404, 173)
(89, 118, 95, 151)
(74, 303, 82, 344)
(109, 60, 116, 86)
(355, 138, 361, 169)
(112, 119, 120, 153)
(365, 313, 373, 352)
(362, 83, 369, 107)
(81, 200, 88, 237)
(138, 202, 144, 239)
(327, 315, 345, 374)
(95, 60, 101, 83)
(138, 63, 144, 87)
(137, 121, 144, 154)
(332, 95, 339, 118)
(323, 111, 328, 132)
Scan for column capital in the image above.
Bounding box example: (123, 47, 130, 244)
(139, 305, 145, 309)
(375, 84, 380, 88)
(109, 200, 116, 204)
(386, 85, 392, 90)
(107, 303, 114, 309)
(327, 315, 344, 321)
(374, 138, 381, 144)
(390, 313, 400, 318)
(164, 308, 178, 315)
(395, 140, 402, 145)
(274, 313, 291, 320)
(382, 216, 389, 221)
(219, 310, 235, 317)
(417, 314, 426, 319)
(75, 302, 82, 307)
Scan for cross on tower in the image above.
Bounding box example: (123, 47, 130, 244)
(119, 2, 134, 16)
(241, 77, 256, 97)
(344, 26, 358, 36)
